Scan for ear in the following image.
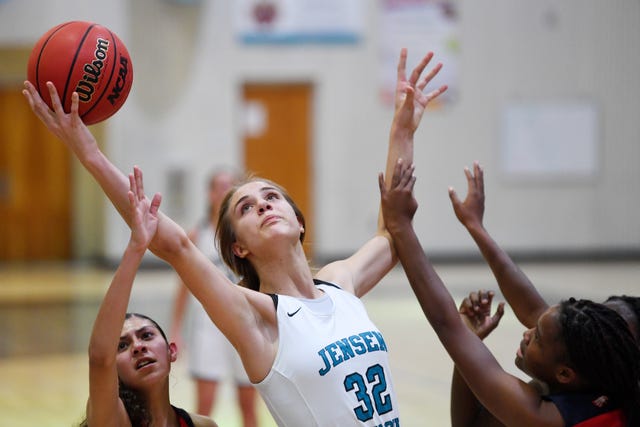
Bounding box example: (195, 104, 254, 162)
(232, 241, 249, 258)
(168, 342, 178, 363)
(555, 364, 578, 385)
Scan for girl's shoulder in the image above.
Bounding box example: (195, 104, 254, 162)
(314, 260, 356, 294)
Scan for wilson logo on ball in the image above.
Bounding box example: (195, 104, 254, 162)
(27, 21, 134, 125)
(75, 38, 110, 103)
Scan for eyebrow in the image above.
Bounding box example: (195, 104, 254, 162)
(120, 325, 153, 340)
(233, 186, 279, 211)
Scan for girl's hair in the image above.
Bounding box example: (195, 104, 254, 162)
(605, 294, 640, 340)
(216, 176, 306, 291)
(559, 298, 640, 426)
(79, 313, 169, 427)
(124, 312, 168, 342)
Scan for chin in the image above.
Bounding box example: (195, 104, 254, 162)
(514, 356, 524, 371)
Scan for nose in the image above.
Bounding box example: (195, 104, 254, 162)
(522, 328, 533, 343)
(131, 338, 147, 355)
(257, 199, 272, 214)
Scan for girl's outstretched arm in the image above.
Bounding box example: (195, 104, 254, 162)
(322, 49, 447, 298)
(448, 161, 548, 328)
(380, 160, 563, 427)
(451, 290, 505, 427)
(23, 82, 277, 382)
(86, 174, 161, 426)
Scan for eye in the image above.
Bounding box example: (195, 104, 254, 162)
(118, 341, 128, 352)
(266, 192, 279, 201)
(240, 202, 253, 214)
(142, 331, 154, 340)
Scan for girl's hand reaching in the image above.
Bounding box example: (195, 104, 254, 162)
(458, 289, 505, 340)
(127, 166, 162, 252)
(393, 48, 448, 136)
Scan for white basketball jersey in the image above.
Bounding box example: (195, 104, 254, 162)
(255, 280, 401, 426)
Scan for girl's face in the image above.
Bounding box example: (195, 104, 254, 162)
(515, 305, 568, 385)
(228, 181, 303, 258)
(116, 317, 176, 388)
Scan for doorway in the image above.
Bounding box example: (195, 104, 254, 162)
(242, 83, 314, 260)
(0, 87, 72, 261)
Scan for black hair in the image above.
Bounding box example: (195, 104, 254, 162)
(605, 295, 640, 341)
(79, 313, 169, 426)
(559, 298, 640, 426)
(124, 312, 169, 342)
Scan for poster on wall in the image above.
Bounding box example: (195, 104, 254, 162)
(379, 0, 459, 107)
(234, 0, 364, 44)
(501, 101, 599, 179)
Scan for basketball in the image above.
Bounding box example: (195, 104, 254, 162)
(26, 21, 133, 125)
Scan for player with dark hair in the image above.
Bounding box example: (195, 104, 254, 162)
(379, 159, 640, 427)
(25, 48, 448, 426)
(448, 161, 640, 426)
(79, 172, 216, 427)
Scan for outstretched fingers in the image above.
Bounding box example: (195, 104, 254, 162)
(128, 170, 162, 215)
(424, 84, 448, 103)
(23, 80, 86, 133)
(379, 159, 415, 194)
(473, 161, 484, 195)
(390, 159, 406, 189)
(22, 81, 37, 109)
(409, 51, 434, 87)
(23, 81, 54, 123)
(149, 192, 162, 216)
(463, 161, 485, 197)
(415, 60, 441, 92)
(69, 92, 81, 126)
(464, 166, 476, 193)
(396, 48, 408, 83)
(46, 81, 83, 127)
(132, 166, 146, 201)
(397, 161, 416, 192)
(493, 301, 506, 323)
(46, 82, 65, 115)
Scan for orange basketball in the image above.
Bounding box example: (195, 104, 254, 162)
(27, 21, 133, 125)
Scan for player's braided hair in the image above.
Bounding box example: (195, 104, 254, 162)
(605, 294, 640, 338)
(607, 295, 640, 318)
(559, 298, 640, 426)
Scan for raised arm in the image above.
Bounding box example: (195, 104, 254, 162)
(86, 174, 161, 426)
(451, 290, 505, 427)
(319, 49, 447, 297)
(448, 162, 548, 328)
(383, 48, 448, 190)
(24, 82, 134, 226)
(23, 81, 203, 260)
(380, 160, 562, 427)
(23, 82, 276, 381)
